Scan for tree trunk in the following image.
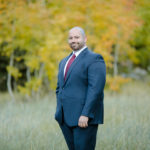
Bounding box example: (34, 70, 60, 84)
(41, 0, 46, 6)
(7, 52, 15, 101)
(113, 43, 120, 77)
(26, 67, 31, 82)
(35, 63, 45, 100)
(113, 26, 121, 77)
(25, 67, 31, 101)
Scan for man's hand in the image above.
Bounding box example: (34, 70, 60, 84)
(78, 116, 89, 128)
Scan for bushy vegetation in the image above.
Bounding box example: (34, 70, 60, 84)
(0, 0, 150, 100)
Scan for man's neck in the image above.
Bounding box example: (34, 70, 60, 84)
(73, 45, 87, 53)
(73, 46, 87, 57)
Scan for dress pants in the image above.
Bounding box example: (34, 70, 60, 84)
(59, 108, 98, 150)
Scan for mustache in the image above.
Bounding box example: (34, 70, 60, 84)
(71, 42, 79, 44)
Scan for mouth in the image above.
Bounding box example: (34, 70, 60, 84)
(71, 43, 78, 46)
(70, 43, 79, 50)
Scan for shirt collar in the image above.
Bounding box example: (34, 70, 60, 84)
(73, 46, 87, 57)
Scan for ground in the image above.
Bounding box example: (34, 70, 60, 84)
(0, 81, 149, 150)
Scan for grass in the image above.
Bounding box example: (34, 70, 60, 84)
(0, 81, 150, 150)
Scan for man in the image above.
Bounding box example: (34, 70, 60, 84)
(55, 26, 106, 150)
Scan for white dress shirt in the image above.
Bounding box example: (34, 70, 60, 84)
(64, 46, 87, 76)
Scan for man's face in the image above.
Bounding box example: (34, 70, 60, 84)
(68, 29, 86, 51)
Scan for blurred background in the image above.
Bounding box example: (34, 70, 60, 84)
(0, 0, 150, 150)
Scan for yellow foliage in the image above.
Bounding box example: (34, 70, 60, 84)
(26, 78, 42, 92)
(0, 0, 141, 93)
(6, 66, 22, 79)
(106, 75, 131, 92)
(25, 56, 40, 71)
(18, 78, 42, 96)
(38, 47, 50, 63)
(18, 85, 30, 96)
(15, 57, 22, 62)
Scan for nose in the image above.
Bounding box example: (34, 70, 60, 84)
(71, 38, 76, 43)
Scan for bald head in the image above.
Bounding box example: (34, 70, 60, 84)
(69, 27, 86, 38)
(68, 27, 87, 51)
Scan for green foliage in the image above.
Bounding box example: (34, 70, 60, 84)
(130, 0, 150, 69)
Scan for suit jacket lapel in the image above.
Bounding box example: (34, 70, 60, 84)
(60, 53, 72, 86)
(63, 48, 87, 85)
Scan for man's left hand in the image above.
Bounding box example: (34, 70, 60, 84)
(78, 116, 89, 128)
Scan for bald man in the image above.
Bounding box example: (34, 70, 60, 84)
(55, 27, 106, 150)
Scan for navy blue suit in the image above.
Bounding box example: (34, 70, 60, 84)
(55, 48, 106, 150)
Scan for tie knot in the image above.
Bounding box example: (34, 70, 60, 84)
(72, 54, 76, 58)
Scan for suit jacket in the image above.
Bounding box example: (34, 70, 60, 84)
(55, 47, 106, 127)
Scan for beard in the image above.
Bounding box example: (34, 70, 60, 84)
(70, 43, 84, 51)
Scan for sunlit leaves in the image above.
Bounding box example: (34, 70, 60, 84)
(0, 0, 144, 94)
(7, 66, 22, 79)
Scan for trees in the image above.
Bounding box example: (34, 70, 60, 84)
(81, 0, 140, 91)
(0, 0, 146, 98)
(130, 0, 150, 70)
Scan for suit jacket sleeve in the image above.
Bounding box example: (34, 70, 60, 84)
(81, 55, 106, 118)
(56, 61, 61, 97)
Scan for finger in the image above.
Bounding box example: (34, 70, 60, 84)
(79, 120, 87, 128)
(85, 121, 88, 127)
(80, 122, 84, 128)
(81, 122, 84, 128)
(78, 121, 81, 127)
(78, 121, 83, 127)
(82, 121, 88, 128)
(81, 123, 85, 128)
(78, 119, 82, 126)
(82, 122, 86, 128)
(84, 122, 88, 128)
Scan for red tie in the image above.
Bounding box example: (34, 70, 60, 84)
(64, 54, 76, 81)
